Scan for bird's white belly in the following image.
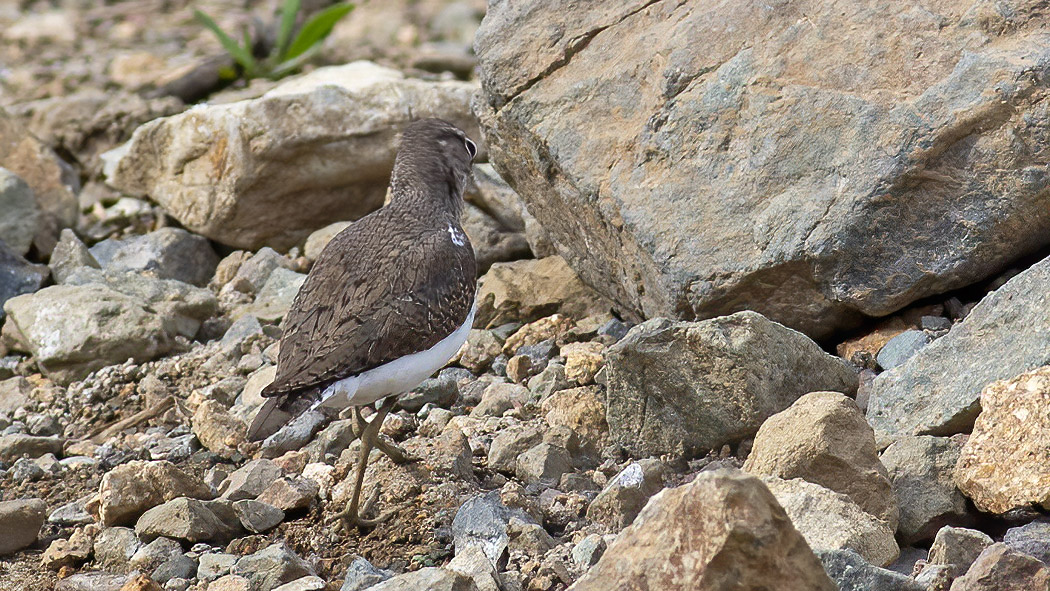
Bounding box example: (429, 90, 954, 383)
(317, 305, 475, 410)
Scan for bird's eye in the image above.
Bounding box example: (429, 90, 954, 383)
(464, 138, 477, 159)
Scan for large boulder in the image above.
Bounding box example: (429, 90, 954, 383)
(475, 1, 1050, 339)
(605, 312, 857, 457)
(567, 469, 836, 590)
(868, 256, 1050, 437)
(880, 435, 970, 544)
(104, 61, 479, 250)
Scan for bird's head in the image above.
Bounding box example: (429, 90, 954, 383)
(390, 118, 477, 213)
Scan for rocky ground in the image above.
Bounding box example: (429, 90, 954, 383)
(3, 1, 1050, 591)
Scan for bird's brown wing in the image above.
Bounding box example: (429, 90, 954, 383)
(261, 213, 477, 399)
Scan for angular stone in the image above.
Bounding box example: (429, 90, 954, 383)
(762, 476, 899, 567)
(1004, 521, 1050, 566)
(541, 385, 607, 449)
(198, 552, 238, 582)
(134, 497, 234, 543)
(340, 555, 392, 591)
(98, 460, 215, 527)
(571, 534, 606, 568)
(233, 499, 284, 533)
(128, 537, 183, 573)
(929, 526, 994, 579)
(869, 258, 1050, 437)
(476, 1, 1050, 340)
(232, 268, 306, 323)
(515, 442, 572, 486)
(471, 382, 530, 418)
(89, 227, 218, 287)
(258, 409, 326, 459)
(475, 256, 611, 328)
(368, 568, 475, 591)
(461, 202, 531, 274)
(208, 575, 251, 591)
(487, 425, 543, 474)
(877, 330, 932, 371)
(0, 167, 38, 255)
(0, 498, 46, 555)
(0, 433, 63, 460)
(221, 459, 283, 501)
(744, 391, 898, 529)
(256, 476, 318, 512)
(304, 222, 352, 261)
(452, 491, 531, 564)
(586, 459, 664, 530)
(881, 435, 970, 544)
(456, 329, 503, 373)
(818, 549, 923, 591)
(569, 469, 835, 590)
(49, 229, 101, 284)
(54, 572, 129, 591)
(93, 526, 142, 571)
(231, 542, 315, 591)
(955, 366, 1050, 514)
(192, 399, 247, 458)
(272, 576, 326, 591)
(41, 527, 93, 570)
(561, 341, 604, 385)
(446, 543, 501, 591)
(949, 543, 1050, 591)
(606, 312, 857, 457)
(104, 62, 479, 250)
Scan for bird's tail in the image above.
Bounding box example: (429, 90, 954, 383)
(246, 397, 292, 442)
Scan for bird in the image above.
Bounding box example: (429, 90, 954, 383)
(246, 118, 478, 530)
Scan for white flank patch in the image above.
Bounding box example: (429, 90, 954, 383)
(316, 303, 476, 410)
(447, 224, 466, 246)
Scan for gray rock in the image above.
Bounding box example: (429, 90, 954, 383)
(399, 370, 460, 413)
(89, 227, 219, 286)
(272, 577, 326, 591)
(99, 460, 215, 527)
(233, 499, 284, 533)
(452, 491, 533, 564)
(93, 526, 142, 571)
(468, 163, 554, 258)
(104, 62, 479, 250)
(876, 330, 932, 370)
(462, 202, 531, 274)
(921, 315, 952, 332)
(470, 382, 530, 418)
(198, 552, 238, 581)
(9, 457, 44, 481)
(948, 543, 1050, 591)
(0, 433, 63, 460)
(0, 168, 39, 255)
(605, 312, 857, 457)
(224, 247, 294, 295)
(341, 555, 393, 591)
(0, 240, 48, 319)
(258, 409, 326, 459)
(586, 459, 665, 530)
(135, 497, 236, 543)
(3, 274, 216, 385)
(476, 0, 1050, 340)
(914, 563, 952, 590)
(231, 542, 315, 591)
(928, 526, 994, 579)
(880, 435, 970, 544)
(817, 549, 923, 591)
(303, 419, 356, 463)
(571, 534, 607, 568)
(868, 255, 1050, 437)
(255, 476, 319, 512)
(220, 458, 284, 501)
(487, 424, 543, 474)
(761, 476, 899, 567)
(527, 361, 569, 399)
(0, 498, 46, 555)
(153, 552, 199, 585)
(48, 495, 93, 526)
(367, 568, 475, 591)
(54, 572, 129, 591)
(129, 536, 184, 573)
(515, 442, 572, 486)
(233, 267, 306, 323)
(1004, 521, 1050, 565)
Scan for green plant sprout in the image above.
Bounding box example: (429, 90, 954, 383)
(194, 0, 354, 80)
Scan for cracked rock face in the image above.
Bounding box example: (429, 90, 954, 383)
(475, 0, 1050, 339)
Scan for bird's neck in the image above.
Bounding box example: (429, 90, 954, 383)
(389, 173, 465, 224)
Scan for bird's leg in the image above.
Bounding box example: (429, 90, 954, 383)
(353, 399, 419, 465)
(336, 397, 398, 531)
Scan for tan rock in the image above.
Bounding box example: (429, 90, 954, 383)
(745, 391, 898, 530)
(303, 221, 351, 261)
(561, 341, 604, 384)
(955, 366, 1050, 514)
(476, 257, 612, 328)
(41, 526, 94, 570)
(568, 469, 836, 590)
(502, 314, 575, 356)
(192, 400, 247, 458)
(541, 386, 608, 448)
(835, 318, 909, 365)
(948, 543, 1050, 591)
(99, 460, 215, 526)
(455, 329, 503, 374)
(761, 476, 899, 567)
(104, 62, 478, 250)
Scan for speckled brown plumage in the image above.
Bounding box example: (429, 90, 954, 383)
(247, 119, 477, 441)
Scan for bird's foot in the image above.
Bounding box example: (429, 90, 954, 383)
(375, 436, 419, 465)
(332, 487, 398, 533)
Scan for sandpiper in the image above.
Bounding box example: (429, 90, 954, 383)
(247, 118, 478, 529)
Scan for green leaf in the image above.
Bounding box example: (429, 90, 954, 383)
(268, 43, 323, 79)
(285, 2, 354, 60)
(275, 0, 301, 61)
(194, 9, 257, 74)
